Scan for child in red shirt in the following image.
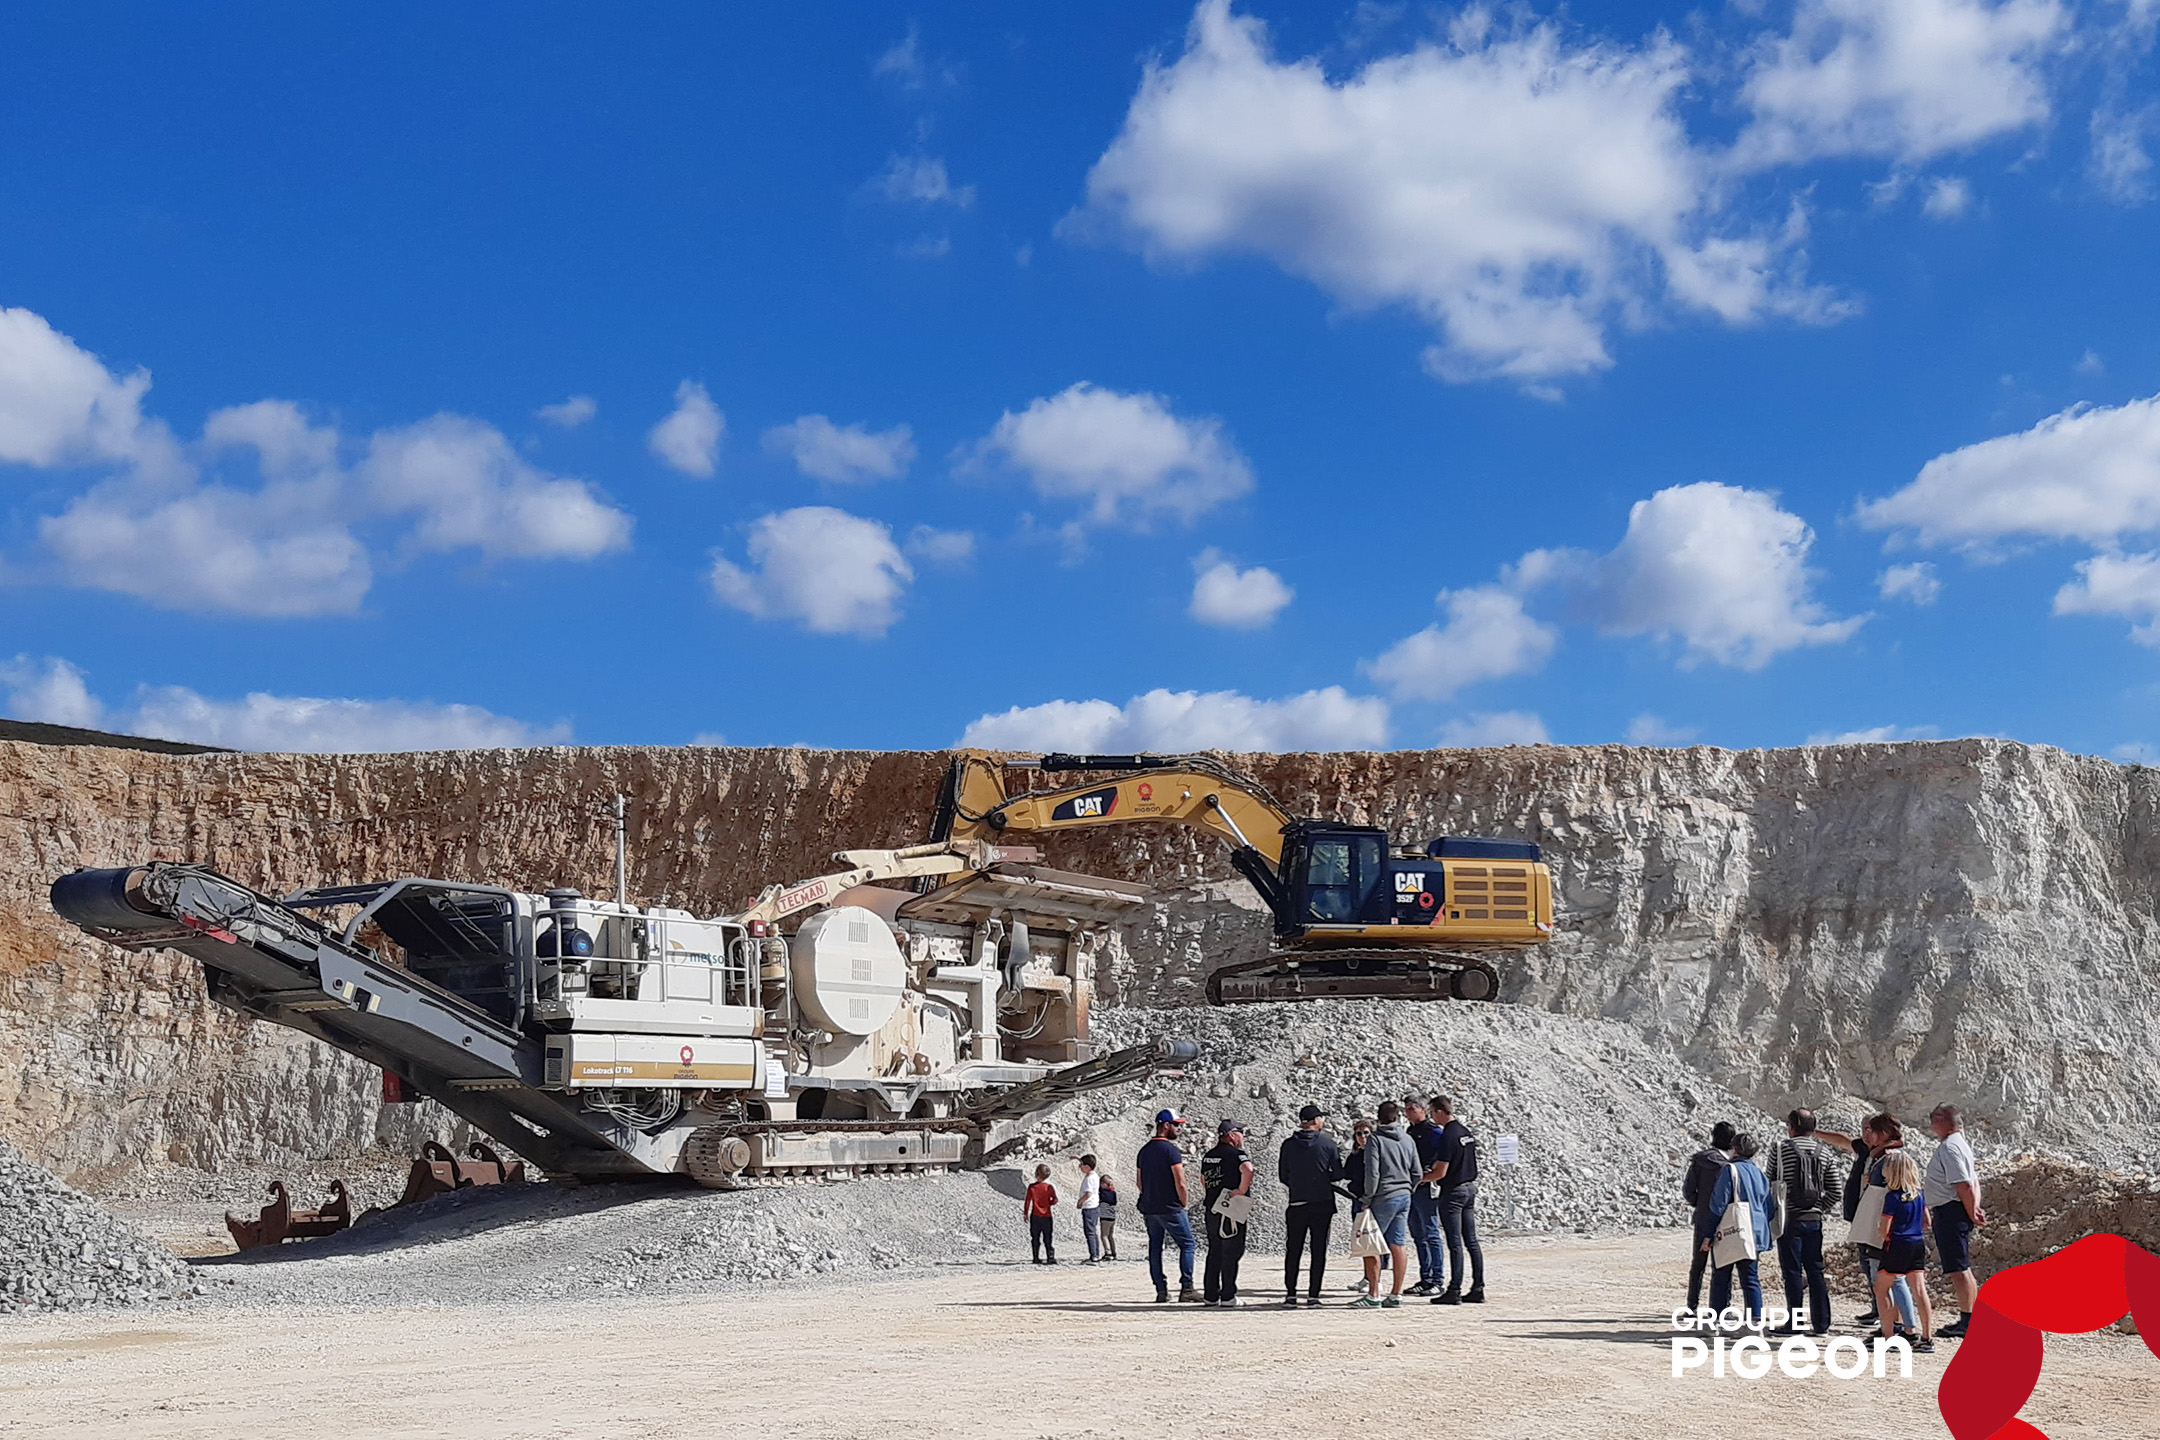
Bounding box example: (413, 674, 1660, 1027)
(1025, 1163, 1059, 1264)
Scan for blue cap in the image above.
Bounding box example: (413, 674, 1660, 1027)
(1155, 1108, 1185, 1126)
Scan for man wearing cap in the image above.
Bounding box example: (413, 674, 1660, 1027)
(1137, 1109, 1200, 1304)
(1201, 1118, 1255, 1306)
(1278, 1103, 1342, 1306)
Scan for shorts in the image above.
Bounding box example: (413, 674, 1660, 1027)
(1368, 1191, 1411, 1247)
(1932, 1201, 1974, 1273)
(1881, 1238, 1927, 1275)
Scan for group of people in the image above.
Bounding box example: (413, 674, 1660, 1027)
(1023, 1094, 1488, 1312)
(1683, 1104, 1984, 1354)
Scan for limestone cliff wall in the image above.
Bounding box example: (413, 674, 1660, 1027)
(3, 738, 2154, 1183)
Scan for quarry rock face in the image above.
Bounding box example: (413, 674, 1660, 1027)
(2, 737, 2156, 1183)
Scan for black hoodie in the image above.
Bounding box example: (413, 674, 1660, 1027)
(1277, 1127, 1344, 1213)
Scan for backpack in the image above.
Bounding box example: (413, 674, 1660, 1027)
(1786, 1139, 1827, 1213)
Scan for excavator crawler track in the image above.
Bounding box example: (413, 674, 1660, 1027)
(1205, 949, 1501, 1005)
(682, 1121, 972, 1189)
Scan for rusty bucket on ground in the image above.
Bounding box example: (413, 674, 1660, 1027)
(397, 1141, 528, 1206)
(225, 1179, 354, 1251)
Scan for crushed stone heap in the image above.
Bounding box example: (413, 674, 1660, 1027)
(0, 1138, 193, 1315)
(1026, 1000, 1778, 1249)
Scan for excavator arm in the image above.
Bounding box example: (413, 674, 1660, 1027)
(933, 751, 1298, 911)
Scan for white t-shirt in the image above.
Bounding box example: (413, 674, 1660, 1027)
(1924, 1132, 1978, 1209)
(1080, 1171, 1101, 1209)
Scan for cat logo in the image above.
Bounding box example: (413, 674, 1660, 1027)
(1050, 786, 1119, 823)
(1394, 872, 1426, 894)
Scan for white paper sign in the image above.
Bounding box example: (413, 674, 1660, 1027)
(1495, 1133, 1520, 1166)
(763, 1058, 788, 1099)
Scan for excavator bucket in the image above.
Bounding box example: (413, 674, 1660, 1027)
(397, 1141, 527, 1206)
(224, 1179, 354, 1250)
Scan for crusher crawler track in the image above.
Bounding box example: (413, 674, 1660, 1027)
(1205, 949, 1502, 1004)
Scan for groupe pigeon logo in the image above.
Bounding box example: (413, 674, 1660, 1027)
(1938, 1233, 2160, 1440)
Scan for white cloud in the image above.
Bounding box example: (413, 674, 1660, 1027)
(1366, 583, 1558, 700)
(1734, 0, 2068, 170)
(1437, 710, 1550, 747)
(0, 306, 174, 473)
(1922, 176, 1972, 219)
(2077, 349, 2106, 376)
(1858, 393, 2160, 549)
(649, 380, 724, 477)
(1526, 481, 1863, 669)
(537, 395, 597, 428)
(709, 506, 914, 637)
(2091, 102, 2155, 204)
(1074, 1, 1829, 386)
(690, 730, 729, 746)
(0, 654, 557, 751)
(1806, 723, 1940, 743)
(875, 154, 975, 208)
(961, 685, 1388, 752)
(1189, 549, 1292, 628)
(1625, 713, 1699, 744)
(873, 25, 957, 89)
(905, 525, 975, 566)
(2053, 550, 2160, 643)
(40, 481, 373, 617)
(363, 415, 632, 561)
(763, 415, 916, 483)
(0, 655, 102, 728)
(127, 687, 561, 753)
(967, 382, 1254, 528)
(1879, 561, 1942, 604)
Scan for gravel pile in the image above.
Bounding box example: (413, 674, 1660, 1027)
(1, 1138, 194, 1315)
(194, 1168, 1032, 1311)
(1014, 1000, 1780, 1252)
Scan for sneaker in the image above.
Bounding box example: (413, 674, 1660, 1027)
(1913, 1338, 1937, 1354)
(1430, 1289, 1462, 1306)
(1303, 1296, 1322, 1307)
(1463, 1287, 1485, 1304)
(1855, 1310, 1879, 1326)
(1283, 1295, 1300, 1307)
(1203, 1299, 1218, 1307)
(1345, 1280, 1369, 1293)
(1406, 1280, 1434, 1297)
(1348, 1295, 1381, 1309)
(1221, 1297, 1246, 1308)
(1155, 1290, 1170, 1304)
(1381, 1294, 1402, 1309)
(1179, 1287, 1203, 1303)
(1937, 1317, 1969, 1338)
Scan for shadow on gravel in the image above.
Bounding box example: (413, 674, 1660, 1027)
(191, 1178, 694, 1267)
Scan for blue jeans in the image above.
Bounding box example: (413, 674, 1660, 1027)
(1081, 1207, 1101, 1261)
(1145, 1210, 1195, 1293)
(1408, 1187, 1443, 1286)
(1710, 1257, 1763, 1324)
(1776, 1219, 1831, 1332)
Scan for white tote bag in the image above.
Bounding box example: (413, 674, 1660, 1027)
(1846, 1183, 1889, 1248)
(1211, 1190, 1254, 1228)
(1349, 1207, 1385, 1259)
(1711, 1175, 1760, 1268)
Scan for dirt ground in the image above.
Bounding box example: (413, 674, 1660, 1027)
(3, 1231, 2155, 1440)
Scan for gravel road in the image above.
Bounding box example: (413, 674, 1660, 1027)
(3, 1230, 2152, 1440)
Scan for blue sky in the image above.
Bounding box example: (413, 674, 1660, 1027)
(4, 1, 2160, 757)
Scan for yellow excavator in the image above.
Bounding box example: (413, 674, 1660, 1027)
(931, 751, 1553, 1004)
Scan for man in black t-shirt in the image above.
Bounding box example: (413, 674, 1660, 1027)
(1427, 1096, 1485, 1304)
(1200, 1118, 1254, 1306)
